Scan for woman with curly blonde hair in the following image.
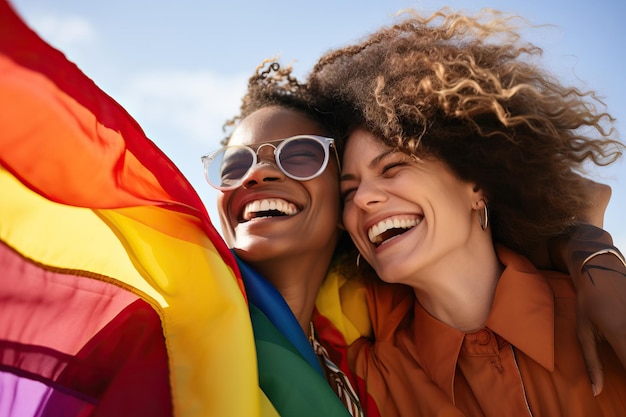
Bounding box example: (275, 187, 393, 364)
(307, 8, 626, 417)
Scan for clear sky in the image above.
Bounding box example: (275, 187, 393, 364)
(10, 0, 625, 248)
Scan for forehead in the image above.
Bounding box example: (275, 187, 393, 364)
(344, 129, 389, 160)
(228, 106, 326, 146)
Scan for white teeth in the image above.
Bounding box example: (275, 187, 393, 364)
(368, 217, 420, 244)
(243, 198, 298, 220)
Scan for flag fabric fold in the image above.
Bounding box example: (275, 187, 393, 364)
(0, 1, 270, 415)
(234, 256, 352, 417)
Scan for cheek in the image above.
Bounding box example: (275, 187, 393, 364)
(342, 204, 359, 236)
(317, 193, 342, 230)
(317, 173, 341, 221)
(342, 205, 372, 256)
(216, 192, 235, 242)
(216, 192, 228, 218)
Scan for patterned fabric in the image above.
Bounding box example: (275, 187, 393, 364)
(309, 323, 364, 417)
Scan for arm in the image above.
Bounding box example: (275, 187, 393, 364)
(528, 178, 612, 269)
(549, 222, 626, 396)
(542, 178, 626, 395)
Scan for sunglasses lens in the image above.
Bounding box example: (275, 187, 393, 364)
(206, 147, 254, 189)
(279, 138, 327, 179)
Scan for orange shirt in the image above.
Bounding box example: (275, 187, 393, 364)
(339, 247, 626, 417)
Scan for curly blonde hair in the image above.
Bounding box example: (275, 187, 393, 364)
(307, 8, 624, 256)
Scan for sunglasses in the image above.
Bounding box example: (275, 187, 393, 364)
(201, 135, 340, 191)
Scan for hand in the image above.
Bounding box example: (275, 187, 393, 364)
(547, 222, 626, 395)
(573, 250, 626, 395)
(578, 178, 611, 228)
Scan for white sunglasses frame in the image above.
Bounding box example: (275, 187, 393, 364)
(201, 135, 340, 191)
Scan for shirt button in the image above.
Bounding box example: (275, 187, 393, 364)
(476, 329, 491, 345)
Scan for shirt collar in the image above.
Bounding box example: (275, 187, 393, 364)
(411, 246, 555, 402)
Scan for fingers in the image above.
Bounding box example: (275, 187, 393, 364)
(577, 318, 604, 396)
(574, 254, 626, 396)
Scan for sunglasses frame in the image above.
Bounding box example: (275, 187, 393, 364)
(201, 135, 340, 191)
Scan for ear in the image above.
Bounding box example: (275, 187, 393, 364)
(471, 184, 486, 210)
(473, 198, 487, 211)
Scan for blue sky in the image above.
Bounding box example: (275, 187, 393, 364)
(10, 0, 625, 248)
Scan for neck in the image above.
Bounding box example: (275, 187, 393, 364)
(412, 244, 503, 332)
(246, 250, 334, 333)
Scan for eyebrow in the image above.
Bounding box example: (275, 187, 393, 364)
(340, 148, 397, 182)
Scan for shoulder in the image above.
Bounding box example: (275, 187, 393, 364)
(497, 245, 576, 300)
(541, 270, 576, 299)
(316, 269, 414, 344)
(362, 277, 414, 341)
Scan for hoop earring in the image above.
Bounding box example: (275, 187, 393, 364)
(478, 201, 489, 231)
(356, 253, 362, 268)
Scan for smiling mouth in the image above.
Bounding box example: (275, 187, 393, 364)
(368, 216, 421, 247)
(241, 198, 299, 221)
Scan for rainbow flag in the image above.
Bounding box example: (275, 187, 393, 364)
(235, 256, 352, 417)
(0, 1, 278, 415)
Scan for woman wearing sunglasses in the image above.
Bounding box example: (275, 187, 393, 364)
(202, 61, 360, 417)
(306, 8, 626, 417)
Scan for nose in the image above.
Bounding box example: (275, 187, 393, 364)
(241, 145, 285, 189)
(352, 179, 387, 210)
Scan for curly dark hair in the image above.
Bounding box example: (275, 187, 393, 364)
(221, 58, 337, 145)
(221, 58, 356, 266)
(307, 8, 624, 257)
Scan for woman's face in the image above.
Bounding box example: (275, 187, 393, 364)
(340, 129, 482, 286)
(217, 106, 341, 263)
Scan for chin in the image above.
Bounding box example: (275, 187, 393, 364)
(374, 264, 413, 285)
(231, 238, 285, 260)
